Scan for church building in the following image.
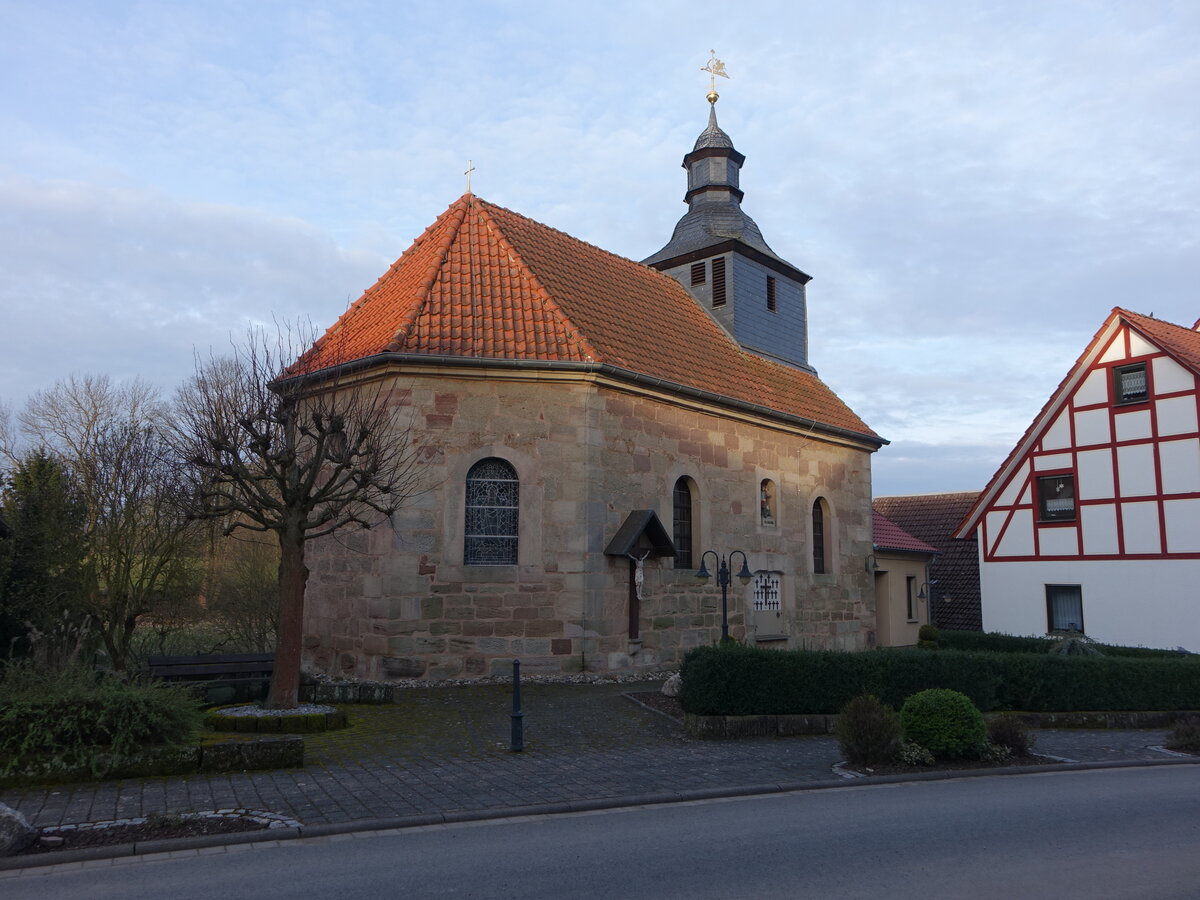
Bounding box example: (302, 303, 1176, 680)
(299, 88, 885, 680)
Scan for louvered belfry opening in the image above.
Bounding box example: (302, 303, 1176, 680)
(711, 257, 727, 307)
(690, 261, 706, 286)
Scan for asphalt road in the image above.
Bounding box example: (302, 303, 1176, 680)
(7, 766, 1200, 899)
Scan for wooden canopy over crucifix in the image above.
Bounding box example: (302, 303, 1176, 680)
(604, 510, 675, 640)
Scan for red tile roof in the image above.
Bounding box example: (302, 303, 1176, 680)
(872, 509, 938, 555)
(955, 308, 1200, 540)
(298, 194, 880, 443)
(874, 493, 981, 631)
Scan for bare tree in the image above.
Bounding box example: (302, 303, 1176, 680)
(17, 375, 201, 671)
(173, 328, 423, 708)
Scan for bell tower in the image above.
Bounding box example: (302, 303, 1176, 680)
(643, 53, 813, 373)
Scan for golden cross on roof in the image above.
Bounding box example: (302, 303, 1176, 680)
(700, 50, 729, 102)
(464, 159, 476, 194)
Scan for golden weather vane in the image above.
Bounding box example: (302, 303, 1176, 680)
(700, 49, 729, 103)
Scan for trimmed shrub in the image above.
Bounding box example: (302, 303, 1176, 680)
(1166, 716, 1200, 753)
(835, 695, 900, 765)
(0, 663, 201, 777)
(987, 714, 1034, 757)
(678, 644, 1200, 717)
(918, 625, 940, 647)
(900, 689, 986, 759)
(939, 631, 1194, 660)
(678, 645, 1000, 715)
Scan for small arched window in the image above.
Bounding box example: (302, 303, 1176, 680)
(464, 458, 519, 565)
(812, 498, 829, 574)
(760, 479, 776, 526)
(673, 477, 694, 569)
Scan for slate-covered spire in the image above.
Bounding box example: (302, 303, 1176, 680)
(642, 97, 787, 268)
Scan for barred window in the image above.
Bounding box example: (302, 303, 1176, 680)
(464, 458, 519, 565)
(1113, 363, 1148, 404)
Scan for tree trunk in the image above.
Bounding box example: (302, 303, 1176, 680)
(267, 529, 308, 709)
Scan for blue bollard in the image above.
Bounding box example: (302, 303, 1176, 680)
(510, 659, 524, 752)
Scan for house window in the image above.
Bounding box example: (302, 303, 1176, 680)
(673, 477, 694, 569)
(766, 276, 777, 312)
(760, 479, 776, 526)
(1046, 584, 1084, 633)
(690, 262, 706, 286)
(906, 576, 916, 621)
(1037, 474, 1076, 522)
(711, 257, 727, 307)
(464, 458, 518, 565)
(812, 498, 828, 574)
(1113, 363, 1148, 405)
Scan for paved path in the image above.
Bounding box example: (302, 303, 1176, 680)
(0, 680, 1189, 831)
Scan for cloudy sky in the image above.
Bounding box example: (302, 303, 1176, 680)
(2, 1, 1198, 495)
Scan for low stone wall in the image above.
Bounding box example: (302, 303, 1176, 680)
(684, 708, 1200, 739)
(685, 713, 836, 738)
(0, 737, 303, 788)
(300, 679, 396, 704)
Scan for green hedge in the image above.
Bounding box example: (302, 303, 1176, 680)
(678, 645, 1200, 715)
(939, 630, 1194, 660)
(0, 665, 201, 778)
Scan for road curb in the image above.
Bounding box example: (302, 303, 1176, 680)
(4, 754, 1199, 873)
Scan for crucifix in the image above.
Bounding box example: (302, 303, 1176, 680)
(700, 49, 729, 103)
(464, 159, 476, 193)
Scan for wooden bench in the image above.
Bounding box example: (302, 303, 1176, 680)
(147, 652, 275, 707)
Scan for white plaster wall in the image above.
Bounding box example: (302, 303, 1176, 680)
(1117, 443, 1157, 496)
(1157, 395, 1198, 436)
(1034, 452, 1073, 471)
(1121, 501, 1161, 554)
(1042, 410, 1073, 450)
(1159, 438, 1200, 494)
(1074, 408, 1111, 446)
(980, 557, 1200, 651)
(1077, 448, 1114, 499)
(1153, 355, 1193, 393)
(1114, 410, 1151, 442)
(1073, 370, 1109, 407)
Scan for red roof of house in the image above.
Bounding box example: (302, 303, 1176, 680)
(872, 509, 939, 555)
(955, 307, 1200, 539)
(297, 194, 880, 443)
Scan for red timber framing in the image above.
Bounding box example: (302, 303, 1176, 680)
(957, 309, 1200, 563)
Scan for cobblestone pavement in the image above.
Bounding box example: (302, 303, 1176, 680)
(0, 681, 1187, 830)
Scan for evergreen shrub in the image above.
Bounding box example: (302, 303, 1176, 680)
(835, 695, 900, 765)
(0, 663, 201, 777)
(900, 689, 986, 759)
(918, 624, 940, 644)
(939, 631, 1194, 660)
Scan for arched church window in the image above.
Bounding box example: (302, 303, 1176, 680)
(673, 477, 695, 569)
(465, 458, 519, 565)
(812, 498, 830, 574)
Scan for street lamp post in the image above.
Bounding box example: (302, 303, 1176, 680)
(695, 550, 754, 641)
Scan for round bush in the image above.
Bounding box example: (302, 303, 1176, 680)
(900, 688, 986, 759)
(836, 694, 900, 766)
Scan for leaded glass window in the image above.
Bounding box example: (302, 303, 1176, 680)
(812, 499, 827, 574)
(673, 478, 693, 569)
(465, 458, 519, 565)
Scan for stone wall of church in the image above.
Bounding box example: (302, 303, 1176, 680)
(302, 370, 876, 682)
